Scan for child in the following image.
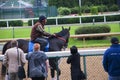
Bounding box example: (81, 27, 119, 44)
(67, 46, 86, 80)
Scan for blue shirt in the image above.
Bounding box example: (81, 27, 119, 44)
(103, 44, 120, 76)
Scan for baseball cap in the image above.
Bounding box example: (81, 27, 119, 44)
(39, 15, 46, 22)
(111, 37, 119, 44)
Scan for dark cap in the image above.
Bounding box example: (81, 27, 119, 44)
(70, 46, 78, 54)
(39, 15, 46, 22)
(111, 37, 119, 44)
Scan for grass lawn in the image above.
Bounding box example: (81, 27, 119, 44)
(0, 23, 120, 48)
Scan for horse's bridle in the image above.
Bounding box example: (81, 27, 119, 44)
(55, 36, 66, 43)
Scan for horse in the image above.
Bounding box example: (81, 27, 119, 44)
(1, 26, 70, 79)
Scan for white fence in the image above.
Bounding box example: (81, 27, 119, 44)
(0, 48, 106, 61)
(0, 13, 120, 27)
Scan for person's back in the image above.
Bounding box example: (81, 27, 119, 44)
(103, 37, 120, 80)
(3, 40, 26, 80)
(67, 46, 86, 80)
(27, 43, 49, 80)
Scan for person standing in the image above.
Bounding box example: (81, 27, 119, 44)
(67, 46, 86, 80)
(103, 37, 120, 80)
(3, 40, 26, 80)
(30, 15, 52, 51)
(26, 43, 49, 80)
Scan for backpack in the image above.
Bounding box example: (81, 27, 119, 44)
(29, 52, 47, 77)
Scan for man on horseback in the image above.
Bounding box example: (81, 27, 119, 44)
(30, 15, 52, 51)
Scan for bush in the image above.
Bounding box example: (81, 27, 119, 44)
(109, 4, 119, 11)
(58, 7, 71, 15)
(90, 6, 98, 15)
(9, 20, 23, 27)
(28, 19, 38, 26)
(0, 21, 7, 27)
(71, 7, 79, 14)
(98, 5, 108, 12)
(75, 25, 111, 40)
(81, 6, 90, 13)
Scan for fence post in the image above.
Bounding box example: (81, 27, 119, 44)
(6, 21, 9, 27)
(83, 56, 87, 79)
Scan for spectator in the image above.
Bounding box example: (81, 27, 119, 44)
(67, 46, 86, 80)
(3, 40, 26, 80)
(26, 43, 49, 80)
(103, 37, 120, 80)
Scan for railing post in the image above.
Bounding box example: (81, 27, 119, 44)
(32, 19, 34, 26)
(83, 56, 87, 79)
(6, 21, 9, 27)
(79, 16, 81, 24)
(56, 18, 58, 25)
(56, 56, 60, 80)
(104, 15, 106, 23)
(83, 37, 86, 48)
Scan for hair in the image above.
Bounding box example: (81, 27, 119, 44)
(10, 40, 18, 47)
(70, 46, 78, 55)
(34, 43, 40, 51)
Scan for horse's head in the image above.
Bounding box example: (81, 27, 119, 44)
(55, 26, 70, 48)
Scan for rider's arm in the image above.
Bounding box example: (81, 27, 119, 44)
(36, 25, 51, 37)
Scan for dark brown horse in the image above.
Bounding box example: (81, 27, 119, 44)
(1, 26, 70, 79)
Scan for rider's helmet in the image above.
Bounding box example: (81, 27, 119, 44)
(39, 15, 46, 22)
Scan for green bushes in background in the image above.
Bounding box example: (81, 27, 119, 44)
(0, 20, 23, 27)
(75, 24, 111, 40)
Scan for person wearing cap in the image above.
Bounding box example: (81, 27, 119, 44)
(30, 15, 52, 51)
(103, 37, 120, 80)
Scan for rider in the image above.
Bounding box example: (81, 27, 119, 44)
(30, 15, 52, 51)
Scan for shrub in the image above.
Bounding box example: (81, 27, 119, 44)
(75, 25, 111, 40)
(109, 4, 119, 11)
(0, 21, 7, 27)
(98, 5, 108, 12)
(71, 7, 79, 14)
(90, 6, 98, 15)
(9, 20, 23, 27)
(58, 7, 71, 15)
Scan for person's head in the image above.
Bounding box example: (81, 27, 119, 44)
(39, 15, 47, 24)
(70, 46, 78, 55)
(111, 37, 119, 44)
(34, 43, 40, 51)
(10, 40, 18, 47)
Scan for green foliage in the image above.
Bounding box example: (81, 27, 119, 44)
(58, 7, 71, 15)
(106, 15, 120, 21)
(0, 20, 23, 27)
(90, 6, 98, 15)
(75, 24, 111, 39)
(81, 5, 90, 13)
(9, 20, 23, 27)
(28, 19, 38, 26)
(109, 4, 119, 11)
(97, 5, 108, 12)
(0, 21, 7, 27)
(71, 7, 79, 14)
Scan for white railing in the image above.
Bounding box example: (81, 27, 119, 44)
(0, 13, 120, 27)
(0, 48, 106, 61)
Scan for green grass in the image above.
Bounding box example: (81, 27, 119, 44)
(0, 23, 120, 48)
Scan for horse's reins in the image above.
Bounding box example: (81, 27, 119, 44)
(54, 35, 66, 43)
